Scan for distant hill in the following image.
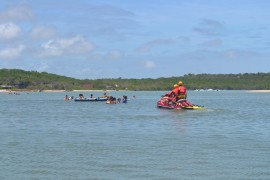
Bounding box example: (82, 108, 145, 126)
(0, 69, 83, 90)
(0, 69, 270, 90)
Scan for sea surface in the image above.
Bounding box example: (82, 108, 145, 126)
(0, 90, 270, 180)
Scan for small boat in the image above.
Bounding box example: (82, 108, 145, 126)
(74, 97, 108, 102)
(157, 96, 205, 110)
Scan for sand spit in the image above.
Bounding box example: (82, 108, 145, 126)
(247, 90, 270, 93)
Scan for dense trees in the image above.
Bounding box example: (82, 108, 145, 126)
(0, 69, 269, 90)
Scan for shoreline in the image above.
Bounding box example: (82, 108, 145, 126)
(246, 90, 270, 93)
(1, 89, 270, 93)
(0, 89, 120, 93)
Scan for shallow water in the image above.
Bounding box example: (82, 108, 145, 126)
(1, 90, 270, 179)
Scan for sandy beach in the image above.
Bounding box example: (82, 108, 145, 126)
(247, 90, 270, 93)
(0, 89, 113, 93)
(1, 89, 270, 93)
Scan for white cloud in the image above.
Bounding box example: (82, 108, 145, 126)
(106, 50, 122, 59)
(144, 60, 156, 69)
(193, 19, 225, 36)
(200, 39, 223, 48)
(137, 39, 175, 53)
(0, 22, 21, 40)
(222, 49, 258, 59)
(0, 5, 34, 21)
(30, 26, 55, 39)
(40, 35, 95, 57)
(0, 45, 25, 60)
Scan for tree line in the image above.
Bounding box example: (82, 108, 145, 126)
(0, 69, 269, 91)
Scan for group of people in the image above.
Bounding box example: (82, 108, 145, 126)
(64, 92, 132, 104)
(64, 93, 99, 100)
(106, 95, 128, 104)
(165, 81, 192, 107)
(64, 95, 74, 100)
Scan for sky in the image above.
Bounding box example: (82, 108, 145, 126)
(0, 0, 270, 79)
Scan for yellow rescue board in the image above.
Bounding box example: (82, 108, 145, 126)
(181, 105, 206, 110)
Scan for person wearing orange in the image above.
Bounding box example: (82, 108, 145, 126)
(177, 81, 193, 107)
(167, 84, 179, 97)
(177, 81, 187, 100)
(165, 84, 179, 104)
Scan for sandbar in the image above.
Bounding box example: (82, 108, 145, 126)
(247, 90, 270, 93)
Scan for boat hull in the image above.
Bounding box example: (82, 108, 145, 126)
(157, 97, 205, 110)
(74, 97, 108, 102)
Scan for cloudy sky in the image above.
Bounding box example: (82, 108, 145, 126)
(0, 0, 269, 79)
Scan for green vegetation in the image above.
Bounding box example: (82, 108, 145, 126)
(0, 69, 270, 91)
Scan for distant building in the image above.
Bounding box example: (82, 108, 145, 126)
(13, 82, 26, 89)
(0, 82, 26, 89)
(0, 85, 13, 89)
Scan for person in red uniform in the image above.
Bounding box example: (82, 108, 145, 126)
(177, 81, 187, 99)
(167, 84, 179, 97)
(165, 84, 179, 104)
(177, 81, 192, 107)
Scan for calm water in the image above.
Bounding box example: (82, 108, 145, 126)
(1, 90, 270, 179)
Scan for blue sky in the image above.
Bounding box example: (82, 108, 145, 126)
(0, 0, 269, 79)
